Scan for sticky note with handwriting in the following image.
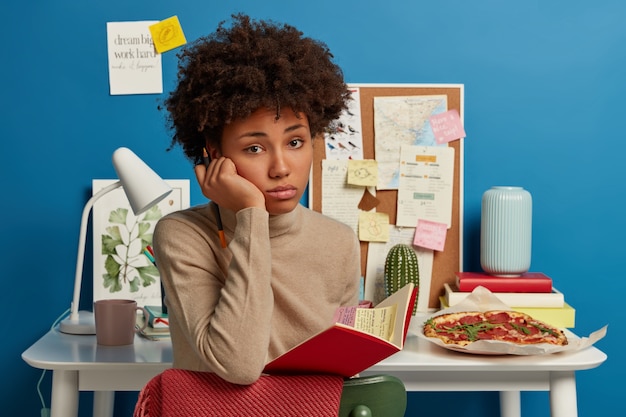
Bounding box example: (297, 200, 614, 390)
(429, 109, 466, 144)
(149, 16, 187, 54)
(347, 159, 378, 187)
(358, 212, 389, 243)
(413, 219, 447, 251)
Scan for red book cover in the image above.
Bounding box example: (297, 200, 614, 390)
(456, 272, 553, 293)
(263, 283, 417, 378)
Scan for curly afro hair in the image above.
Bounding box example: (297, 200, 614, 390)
(163, 13, 351, 164)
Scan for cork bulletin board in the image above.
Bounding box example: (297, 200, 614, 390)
(310, 84, 464, 308)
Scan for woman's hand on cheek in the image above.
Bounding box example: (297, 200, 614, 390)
(194, 157, 266, 212)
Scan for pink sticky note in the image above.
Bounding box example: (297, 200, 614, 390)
(429, 109, 466, 144)
(413, 219, 447, 251)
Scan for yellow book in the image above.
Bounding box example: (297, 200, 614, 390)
(438, 296, 576, 328)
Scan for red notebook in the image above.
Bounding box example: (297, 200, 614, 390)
(456, 272, 552, 293)
(264, 283, 417, 378)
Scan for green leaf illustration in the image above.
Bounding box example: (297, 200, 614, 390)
(108, 208, 128, 224)
(142, 205, 163, 221)
(98, 204, 164, 294)
(137, 265, 159, 287)
(102, 255, 122, 292)
(101, 226, 123, 255)
(104, 254, 121, 276)
(137, 222, 151, 239)
(127, 276, 138, 292)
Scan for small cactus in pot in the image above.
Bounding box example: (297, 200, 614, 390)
(384, 244, 420, 314)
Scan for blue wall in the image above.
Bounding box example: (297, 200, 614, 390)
(2, 1, 621, 416)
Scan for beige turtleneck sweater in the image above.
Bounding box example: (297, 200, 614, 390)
(153, 203, 361, 385)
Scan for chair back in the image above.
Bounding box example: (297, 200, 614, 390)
(339, 374, 407, 417)
(134, 369, 406, 417)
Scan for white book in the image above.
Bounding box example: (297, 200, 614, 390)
(443, 283, 565, 308)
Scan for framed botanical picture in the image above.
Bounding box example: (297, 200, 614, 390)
(92, 179, 190, 307)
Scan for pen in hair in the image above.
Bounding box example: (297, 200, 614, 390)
(203, 147, 227, 248)
(202, 147, 210, 167)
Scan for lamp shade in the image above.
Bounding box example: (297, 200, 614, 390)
(113, 147, 173, 215)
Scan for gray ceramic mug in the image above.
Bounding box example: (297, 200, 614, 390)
(94, 299, 148, 346)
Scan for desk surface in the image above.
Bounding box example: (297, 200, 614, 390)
(22, 321, 607, 417)
(22, 323, 606, 375)
(23, 328, 173, 372)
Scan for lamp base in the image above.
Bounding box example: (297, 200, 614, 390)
(59, 310, 96, 335)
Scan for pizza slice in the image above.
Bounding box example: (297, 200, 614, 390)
(423, 310, 568, 347)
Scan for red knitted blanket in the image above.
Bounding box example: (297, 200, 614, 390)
(134, 369, 344, 417)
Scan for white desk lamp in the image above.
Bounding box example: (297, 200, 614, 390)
(59, 147, 172, 335)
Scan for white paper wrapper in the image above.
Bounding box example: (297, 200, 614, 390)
(414, 286, 607, 355)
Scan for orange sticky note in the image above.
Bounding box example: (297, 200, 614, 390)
(149, 16, 187, 54)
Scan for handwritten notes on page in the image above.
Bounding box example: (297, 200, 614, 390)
(396, 145, 455, 228)
(333, 303, 397, 341)
(322, 160, 368, 234)
(354, 305, 397, 340)
(106, 21, 162, 95)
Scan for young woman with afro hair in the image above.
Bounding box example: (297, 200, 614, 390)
(153, 14, 361, 384)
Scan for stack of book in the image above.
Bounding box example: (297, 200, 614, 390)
(136, 305, 170, 340)
(440, 272, 575, 328)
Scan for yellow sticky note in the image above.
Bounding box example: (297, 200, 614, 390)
(149, 16, 187, 54)
(347, 159, 378, 187)
(358, 212, 389, 242)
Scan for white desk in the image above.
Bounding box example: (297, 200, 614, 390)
(22, 324, 606, 417)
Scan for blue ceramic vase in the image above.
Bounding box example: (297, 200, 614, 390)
(480, 186, 532, 276)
